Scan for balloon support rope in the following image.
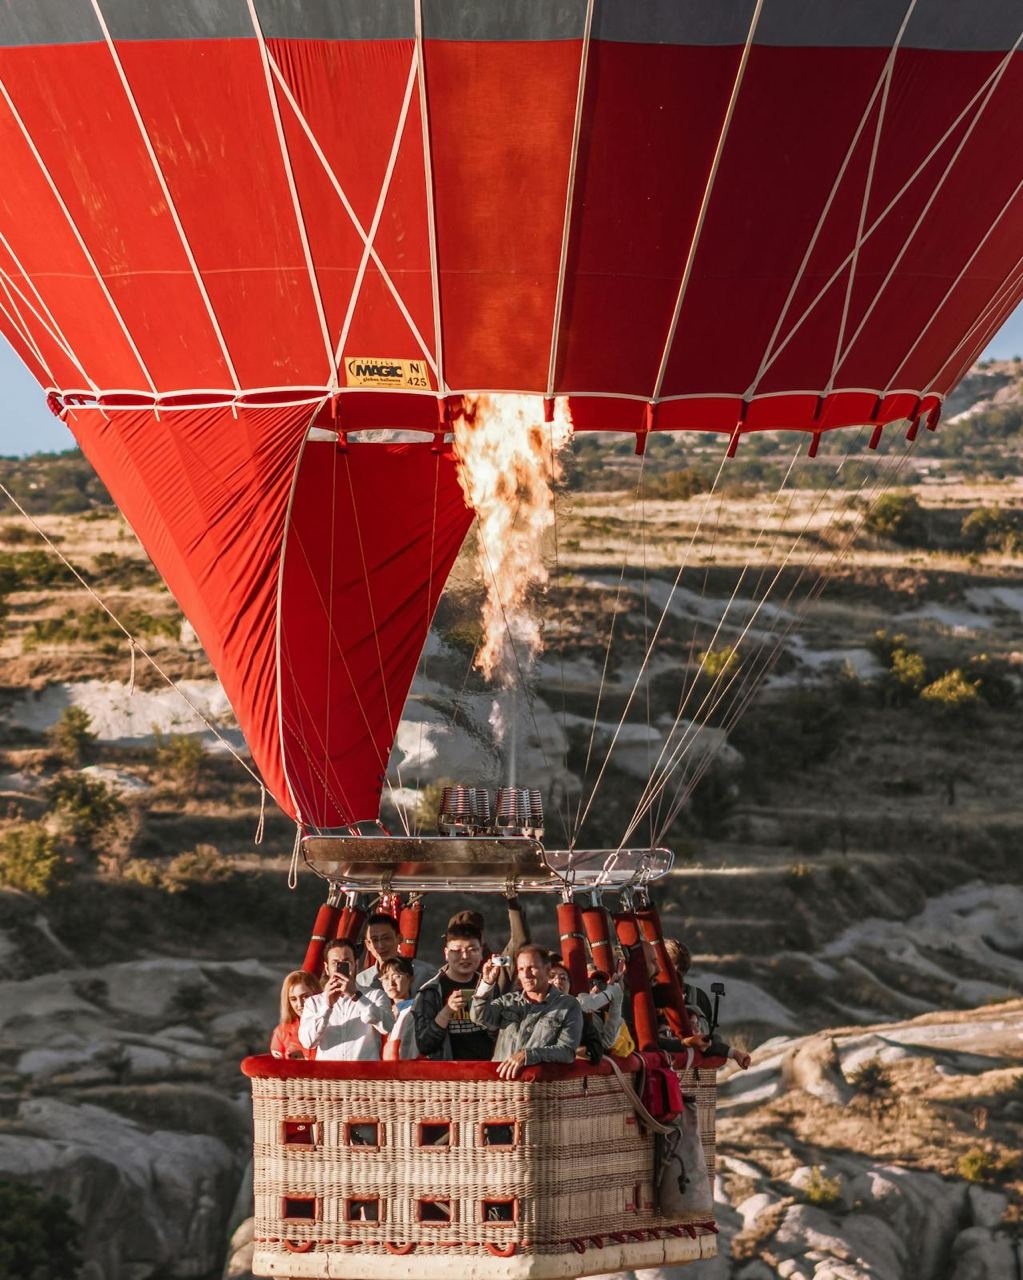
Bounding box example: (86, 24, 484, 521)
(255, 786, 267, 845)
(288, 827, 302, 890)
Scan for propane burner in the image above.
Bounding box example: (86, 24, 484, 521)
(435, 783, 543, 838)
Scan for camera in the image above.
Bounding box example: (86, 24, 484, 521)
(339, 960, 353, 977)
(494, 955, 513, 968)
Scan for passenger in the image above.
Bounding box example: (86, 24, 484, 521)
(413, 922, 496, 1060)
(549, 956, 633, 1058)
(379, 955, 419, 1061)
(357, 913, 434, 995)
(548, 957, 604, 1063)
(298, 939, 393, 1060)
(584, 962, 632, 1056)
(644, 939, 713, 1053)
(270, 969, 320, 1060)
(448, 895, 528, 992)
(664, 938, 751, 1070)
(471, 943, 584, 1079)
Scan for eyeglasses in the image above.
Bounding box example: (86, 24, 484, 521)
(445, 945, 481, 958)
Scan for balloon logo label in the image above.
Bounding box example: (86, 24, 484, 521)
(344, 357, 431, 389)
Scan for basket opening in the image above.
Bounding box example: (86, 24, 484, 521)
(418, 1121, 451, 1147)
(345, 1198, 380, 1222)
(483, 1198, 517, 1223)
(418, 1198, 453, 1223)
(346, 1120, 380, 1147)
(282, 1119, 317, 1146)
(482, 1120, 517, 1147)
(282, 1196, 317, 1221)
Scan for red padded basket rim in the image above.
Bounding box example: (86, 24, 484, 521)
(240, 1051, 725, 1082)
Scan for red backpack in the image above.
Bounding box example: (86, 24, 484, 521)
(640, 1054, 684, 1123)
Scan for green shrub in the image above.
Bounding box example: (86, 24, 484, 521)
(0, 824, 70, 895)
(168, 980, 210, 1020)
(699, 645, 739, 681)
(848, 1057, 893, 1097)
(871, 630, 928, 705)
(47, 707, 96, 767)
(119, 857, 164, 889)
(23, 606, 179, 654)
(162, 843, 232, 893)
(960, 505, 1023, 554)
(801, 1167, 842, 1209)
(47, 774, 125, 854)
(957, 1147, 1010, 1184)
(0, 1180, 82, 1280)
(920, 669, 982, 712)
(863, 491, 927, 545)
(642, 467, 709, 501)
(153, 730, 204, 791)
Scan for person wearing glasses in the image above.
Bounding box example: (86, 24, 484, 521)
(413, 922, 496, 1060)
(298, 938, 393, 1060)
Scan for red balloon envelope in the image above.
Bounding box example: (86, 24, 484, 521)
(1, 2, 1022, 825)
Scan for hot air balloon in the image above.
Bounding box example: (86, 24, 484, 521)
(3, 2, 1023, 1276)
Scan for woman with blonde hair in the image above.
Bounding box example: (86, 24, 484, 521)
(271, 970, 321, 1060)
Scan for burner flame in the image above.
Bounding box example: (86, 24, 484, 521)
(452, 394, 572, 687)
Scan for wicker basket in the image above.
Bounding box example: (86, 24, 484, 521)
(243, 1056, 718, 1279)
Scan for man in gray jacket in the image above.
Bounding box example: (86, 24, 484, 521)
(471, 943, 583, 1079)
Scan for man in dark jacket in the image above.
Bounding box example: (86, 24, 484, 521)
(413, 922, 495, 1060)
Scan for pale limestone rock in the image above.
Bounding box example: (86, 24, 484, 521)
(949, 1227, 1019, 1280)
(780, 1035, 853, 1105)
(966, 1185, 1008, 1230)
(0, 1097, 240, 1280)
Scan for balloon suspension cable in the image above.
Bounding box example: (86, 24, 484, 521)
(634, 447, 876, 844)
(623, 438, 819, 844)
(0, 480, 266, 793)
(668, 432, 919, 824)
(573, 432, 734, 844)
(575, 446, 649, 822)
(641, 429, 919, 845)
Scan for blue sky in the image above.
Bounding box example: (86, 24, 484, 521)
(2, 304, 1023, 457)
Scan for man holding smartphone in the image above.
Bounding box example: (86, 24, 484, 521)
(299, 939, 393, 1060)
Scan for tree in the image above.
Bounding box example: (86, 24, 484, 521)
(0, 824, 70, 896)
(920, 669, 982, 715)
(863, 491, 926, 546)
(47, 707, 96, 767)
(0, 1180, 82, 1279)
(152, 729, 204, 792)
(46, 774, 125, 856)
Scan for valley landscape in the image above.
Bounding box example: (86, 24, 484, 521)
(1, 362, 1022, 1280)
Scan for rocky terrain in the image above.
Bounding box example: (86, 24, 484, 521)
(2, 365, 1023, 1278)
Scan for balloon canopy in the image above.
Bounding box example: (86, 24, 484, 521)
(1, 1, 1022, 826)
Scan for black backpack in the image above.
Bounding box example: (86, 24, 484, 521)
(580, 1012, 605, 1064)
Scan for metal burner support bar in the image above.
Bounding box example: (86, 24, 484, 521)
(300, 836, 673, 895)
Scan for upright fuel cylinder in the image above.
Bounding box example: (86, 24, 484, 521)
(613, 909, 661, 1052)
(302, 899, 341, 976)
